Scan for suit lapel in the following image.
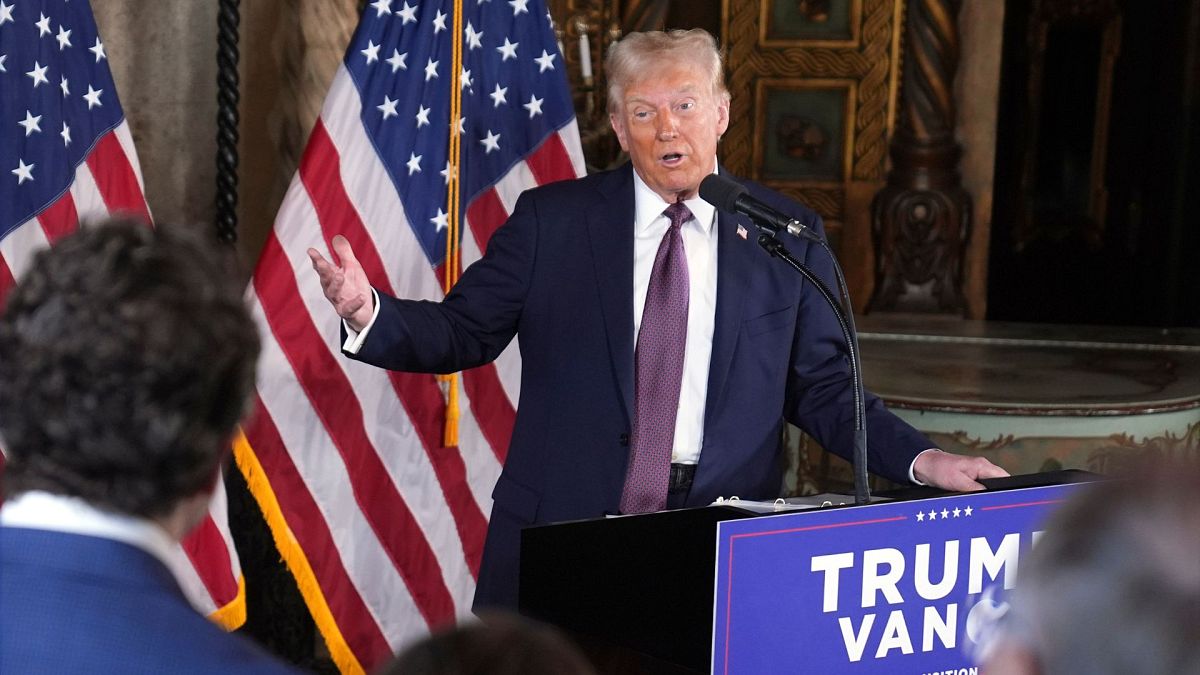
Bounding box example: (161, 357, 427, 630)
(703, 207, 756, 434)
(586, 165, 637, 424)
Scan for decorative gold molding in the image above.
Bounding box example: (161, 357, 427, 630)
(758, 0, 864, 49)
(722, 0, 904, 233)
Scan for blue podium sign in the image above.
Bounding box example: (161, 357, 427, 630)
(712, 483, 1087, 674)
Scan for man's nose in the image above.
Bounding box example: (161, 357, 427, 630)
(656, 110, 678, 140)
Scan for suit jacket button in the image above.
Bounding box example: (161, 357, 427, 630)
(619, 433, 629, 446)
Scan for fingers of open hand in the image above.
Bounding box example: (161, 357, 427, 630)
(331, 235, 358, 269)
(307, 239, 373, 326)
(923, 453, 1006, 492)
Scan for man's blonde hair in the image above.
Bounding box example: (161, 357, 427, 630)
(605, 29, 730, 115)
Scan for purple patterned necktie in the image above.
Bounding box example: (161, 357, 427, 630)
(620, 202, 693, 514)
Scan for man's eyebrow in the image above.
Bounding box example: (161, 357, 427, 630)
(624, 85, 701, 106)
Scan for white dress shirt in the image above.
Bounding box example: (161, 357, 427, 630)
(630, 170, 718, 465)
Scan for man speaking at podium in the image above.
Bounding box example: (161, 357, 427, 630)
(309, 28, 1007, 611)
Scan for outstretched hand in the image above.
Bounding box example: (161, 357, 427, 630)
(307, 235, 374, 331)
(913, 450, 1010, 492)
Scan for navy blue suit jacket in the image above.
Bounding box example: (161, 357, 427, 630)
(347, 164, 932, 610)
(0, 526, 300, 675)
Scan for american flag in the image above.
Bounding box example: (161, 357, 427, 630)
(0, 0, 246, 628)
(236, 0, 584, 671)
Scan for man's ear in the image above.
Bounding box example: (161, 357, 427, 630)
(715, 97, 730, 138)
(610, 112, 630, 153)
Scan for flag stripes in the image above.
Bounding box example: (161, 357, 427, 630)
(0, 0, 239, 624)
(36, 193, 79, 244)
(238, 2, 585, 669)
(300, 119, 489, 583)
(0, 120, 245, 628)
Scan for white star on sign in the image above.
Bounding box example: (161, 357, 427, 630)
(26, 61, 49, 88)
(386, 49, 407, 73)
(12, 158, 33, 184)
(395, 2, 418, 25)
(35, 13, 50, 37)
(56, 25, 71, 50)
(915, 511, 925, 522)
(523, 94, 543, 118)
(361, 40, 380, 64)
(953, 507, 962, 518)
(927, 510, 937, 520)
(464, 22, 483, 50)
(509, 0, 529, 16)
(89, 38, 106, 62)
(534, 49, 556, 73)
(415, 104, 431, 128)
(430, 208, 448, 231)
(60, 121, 71, 146)
(369, 0, 391, 18)
(406, 152, 422, 175)
(424, 57, 439, 81)
(479, 129, 500, 154)
(432, 9, 447, 34)
(489, 83, 508, 107)
(941, 509, 950, 519)
(964, 506, 973, 516)
(0, 2, 13, 26)
(83, 85, 103, 109)
(377, 95, 398, 119)
(496, 37, 518, 61)
(18, 110, 42, 136)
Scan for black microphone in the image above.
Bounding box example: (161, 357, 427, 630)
(698, 174, 820, 241)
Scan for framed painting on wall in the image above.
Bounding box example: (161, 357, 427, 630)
(761, 0, 862, 46)
(756, 79, 855, 184)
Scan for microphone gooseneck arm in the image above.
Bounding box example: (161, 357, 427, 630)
(755, 232, 870, 505)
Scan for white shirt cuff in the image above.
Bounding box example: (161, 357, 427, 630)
(341, 288, 381, 354)
(908, 448, 941, 485)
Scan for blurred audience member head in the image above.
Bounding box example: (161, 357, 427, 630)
(0, 219, 258, 539)
(985, 463, 1200, 675)
(379, 612, 596, 675)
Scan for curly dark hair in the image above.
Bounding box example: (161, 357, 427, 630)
(0, 219, 260, 518)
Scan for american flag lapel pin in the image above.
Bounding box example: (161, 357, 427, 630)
(736, 224, 748, 240)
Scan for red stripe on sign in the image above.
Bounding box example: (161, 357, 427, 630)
(525, 132, 577, 186)
(36, 192, 79, 244)
(254, 230, 456, 626)
(242, 395, 393, 665)
(85, 131, 152, 225)
(301, 121, 488, 578)
(180, 514, 239, 607)
(465, 188, 508, 258)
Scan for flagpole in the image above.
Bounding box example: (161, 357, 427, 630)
(440, 0, 465, 447)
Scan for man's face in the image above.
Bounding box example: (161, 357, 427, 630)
(610, 61, 730, 203)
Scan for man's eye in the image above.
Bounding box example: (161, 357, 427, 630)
(679, 101, 695, 111)
(633, 111, 651, 120)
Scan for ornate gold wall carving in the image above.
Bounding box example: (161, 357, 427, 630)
(722, 0, 902, 207)
(722, 0, 904, 302)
